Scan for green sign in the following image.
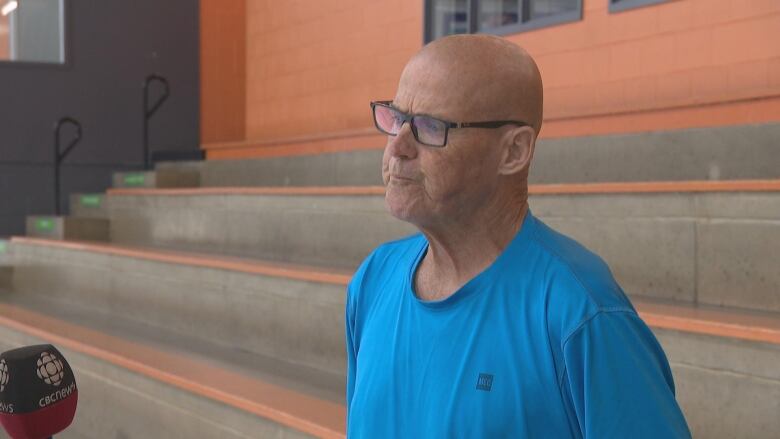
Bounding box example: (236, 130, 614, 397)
(80, 194, 102, 207)
(0, 241, 7, 253)
(35, 218, 56, 232)
(123, 173, 147, 186)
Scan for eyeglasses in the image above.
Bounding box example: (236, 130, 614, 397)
(370, 100, 529, 147)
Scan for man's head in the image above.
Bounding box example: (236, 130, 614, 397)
(380, 34, 543, 229)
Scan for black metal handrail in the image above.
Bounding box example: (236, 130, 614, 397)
(53, 117, 82, 215)
(143, 74, 170, 169)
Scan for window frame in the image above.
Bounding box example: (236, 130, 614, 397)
(424, 0, 583, 43)
(608, 0, 670, 14)
(0, 0, 72, 70)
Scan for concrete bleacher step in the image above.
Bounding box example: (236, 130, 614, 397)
(157, 151, 384, 187)
(105, 180, 780, 313)
(107, 186, 414, 270)
(0, 268, 10, 289)
(0, 299, 344, 438)
(25, 215, 109, 241)
(8, 237, 349, 378)
(0, 239, 10, 288)
(167, 122, 780, 186)
(2, 237, 779, 438)
(69, 193, 108, 218)
(112, 169, 199, 189)
(642, 302, 780, 439)
(0, 238, 9, 262)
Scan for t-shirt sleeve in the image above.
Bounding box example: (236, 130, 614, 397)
(345, 250, 374, 418)
(345, 279, 358, 413)
(561, 310, 691, 438)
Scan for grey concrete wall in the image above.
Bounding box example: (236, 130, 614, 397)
(0, 0, 200, 237)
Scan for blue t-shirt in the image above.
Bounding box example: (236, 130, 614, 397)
(345, 209, 690, 438)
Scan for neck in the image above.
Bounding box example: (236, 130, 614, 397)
(414, 187, 528, 301)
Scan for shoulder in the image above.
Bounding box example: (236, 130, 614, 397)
(347, 233, 424, 308)
(525, 214, 637, 341)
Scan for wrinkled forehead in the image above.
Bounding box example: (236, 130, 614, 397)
(393, 57, 492, 121)
(393, 49, 530, 124)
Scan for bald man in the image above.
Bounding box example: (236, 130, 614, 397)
(345, 35, 690, 438)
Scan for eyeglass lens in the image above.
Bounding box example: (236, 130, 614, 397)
(373, 104, 447, 146)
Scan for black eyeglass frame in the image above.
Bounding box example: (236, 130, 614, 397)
(370, 100, 530, 147)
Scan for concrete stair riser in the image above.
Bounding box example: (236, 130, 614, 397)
(653, 328, 780, 439)
(9, 243, 346, 377)
(0, 327, 313, 439)
(112, 170, 199, 189)
(164, 151, 385, 187)
(672, 364, 780, 439)
(25, 216, 109, 241)
(531, 122, 780, 183)
(69, 194, 108, 219)
(107, 191, 780, 312)
(160, 123, 780, 186)
(109, 194, 417, 270)
(0, 238, 10, 266)
(0, 267, 11, 289)
(696, 221, 780, 312)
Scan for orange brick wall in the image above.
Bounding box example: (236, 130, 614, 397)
(245, 0, 422, 141)
(200, 0, 247, 143)
(520, 0, 780, 121)
(204, 0, 779, 156)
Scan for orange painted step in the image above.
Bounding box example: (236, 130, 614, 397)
(0, 302, 346, 438)
(637, 300, 780, 346)
(106, 179, 780, 197)
(9, 237, 780, 346)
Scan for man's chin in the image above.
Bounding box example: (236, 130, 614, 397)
(384, 195, 423, 224)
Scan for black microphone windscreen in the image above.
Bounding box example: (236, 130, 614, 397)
(0, 344, 78, 439)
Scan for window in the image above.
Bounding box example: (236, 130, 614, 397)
(609, 0, 670, 13)
(425, 0, 582, 42)
(0, 0, 66, 64)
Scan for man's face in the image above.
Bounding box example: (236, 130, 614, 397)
(381, 61, 505, 228)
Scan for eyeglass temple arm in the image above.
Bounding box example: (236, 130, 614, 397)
(455, 120, 529, 128)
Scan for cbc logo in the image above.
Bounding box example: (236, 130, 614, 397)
(0, 359, 8, 392)
(36, 352, 65, 387)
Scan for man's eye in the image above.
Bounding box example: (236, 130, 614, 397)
(418, 117, 443, 132)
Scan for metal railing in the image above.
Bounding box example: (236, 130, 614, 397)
(53, 117, 82, 215)
(142, 74, 170, 169)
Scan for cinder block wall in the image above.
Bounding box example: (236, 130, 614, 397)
(200, 0, 246, 144)
(244, 0, 422, 140)
(200, 0, 780, 158)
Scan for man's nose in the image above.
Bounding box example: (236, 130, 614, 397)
(385, 122, 418, 160)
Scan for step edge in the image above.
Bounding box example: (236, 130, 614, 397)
(8, 237, 351, 286)
(106, 179, 780, 197)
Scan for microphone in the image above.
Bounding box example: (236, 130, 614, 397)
(0, 344, 78, 439)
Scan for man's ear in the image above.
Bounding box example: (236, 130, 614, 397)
(498, 126, 535, 176)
